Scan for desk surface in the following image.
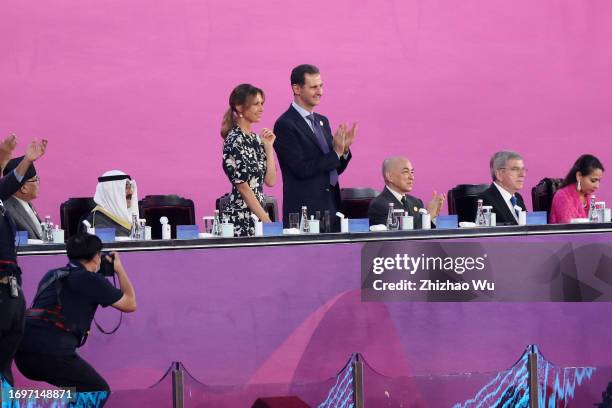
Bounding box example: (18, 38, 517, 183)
(17, 222, 612, 255)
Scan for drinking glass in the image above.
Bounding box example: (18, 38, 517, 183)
(288, 213, 300, 229)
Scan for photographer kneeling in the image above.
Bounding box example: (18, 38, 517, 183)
(15, 233, 136, 392)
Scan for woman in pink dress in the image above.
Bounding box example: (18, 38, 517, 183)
(549, 154, 605, 224)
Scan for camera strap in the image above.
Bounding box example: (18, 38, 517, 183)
(93, 273, 123, 335)
(29, 264, 75, 308)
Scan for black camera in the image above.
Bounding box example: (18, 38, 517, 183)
(99, 252, 116, 277)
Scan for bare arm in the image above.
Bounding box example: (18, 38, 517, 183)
(109, 253, 137, 313)
(261, 128, 276, 187)
(236, 182, 271, 222)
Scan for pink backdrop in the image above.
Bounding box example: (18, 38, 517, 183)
(2, 0, 612, 223)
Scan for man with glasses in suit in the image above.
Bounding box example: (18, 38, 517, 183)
(2, 157, 43, 239)
(477, 150, 528, 225)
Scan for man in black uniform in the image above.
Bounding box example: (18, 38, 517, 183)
(368, 156, 445, 228)
(15, 233, 136, 393)
(0, 135, 48, 387)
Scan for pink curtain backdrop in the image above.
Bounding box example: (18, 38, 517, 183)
(2, 0, 612, 223)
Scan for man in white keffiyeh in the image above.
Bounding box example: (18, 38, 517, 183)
(82, 170, 139, 236)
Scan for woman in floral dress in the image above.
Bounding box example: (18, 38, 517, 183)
(221, 84, 277, 236)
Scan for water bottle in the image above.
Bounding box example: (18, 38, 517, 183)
(129, 214, 139, 239)
(47, 223, 55, 242)
(475, 199, 487, 226)
(588, 195, 598, 222)
(386, 203, 395, 230)
(299, 206, 310, 233)
(43, 216, 53, 242)
(138, 219, 147, 240)
(212, 210, 221, 236)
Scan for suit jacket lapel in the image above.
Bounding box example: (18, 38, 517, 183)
(382, 188, 404, 210)
(489, 185, 517, 224)
(7, 198, 42, 239)
(24, 203, 42, 238)
(288, 105, 328, 154)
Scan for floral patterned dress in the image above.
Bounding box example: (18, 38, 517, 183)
(222, 126, 267, 237)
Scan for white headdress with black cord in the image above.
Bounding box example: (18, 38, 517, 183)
(94, 170, 139, 225)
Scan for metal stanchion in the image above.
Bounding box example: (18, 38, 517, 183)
(528, 345, 539, 408)
(353, 353, 364, 408)
(172, 361, 184, 408)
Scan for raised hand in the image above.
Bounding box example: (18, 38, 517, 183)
(426, 190, 446, 218)
(332, 124, 347, 156)
(24, 139, 48, 162)
(260, 128, 276, 150)
(343, 122, 357, 154)
(0, 134, 18, 169)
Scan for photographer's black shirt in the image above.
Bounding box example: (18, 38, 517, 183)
(19, 264, 123, 355)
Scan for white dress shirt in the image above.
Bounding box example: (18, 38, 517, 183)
(386, 186, 406, 204)
(493, 182, 519, 221)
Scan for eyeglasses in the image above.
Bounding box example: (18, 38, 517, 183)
(25, 176, 40, 183)
(500, 167, 528, 174)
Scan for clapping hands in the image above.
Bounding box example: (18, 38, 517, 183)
(426, 190, 446, 218)
(332, 122, 357, 156)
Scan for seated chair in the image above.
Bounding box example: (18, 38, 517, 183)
(447, 184, 489, 222)
(531, 178, 563, 220)
(139, 195, 195, 239)
(340, 187, 380, 219)
(60, 197, 97, 239)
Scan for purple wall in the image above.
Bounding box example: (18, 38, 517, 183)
(2, 1, 612, 222)
(13, 234, 612, 395)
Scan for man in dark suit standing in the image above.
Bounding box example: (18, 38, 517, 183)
(274, 64, 356, 231)
(368, 156, 445, 228)
(476, 150, 527, 225)
(2, 157, 42, 240)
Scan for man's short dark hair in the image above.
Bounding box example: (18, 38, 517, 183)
(66, 233, 103, 262)
(290, 64, 320, 87)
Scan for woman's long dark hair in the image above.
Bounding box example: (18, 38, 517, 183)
(561, 154, 605, 187)
(220, 84, 264, 139)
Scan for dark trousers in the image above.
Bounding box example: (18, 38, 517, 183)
(0, 284, 25, 387)
(15, 350, 110, 392)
